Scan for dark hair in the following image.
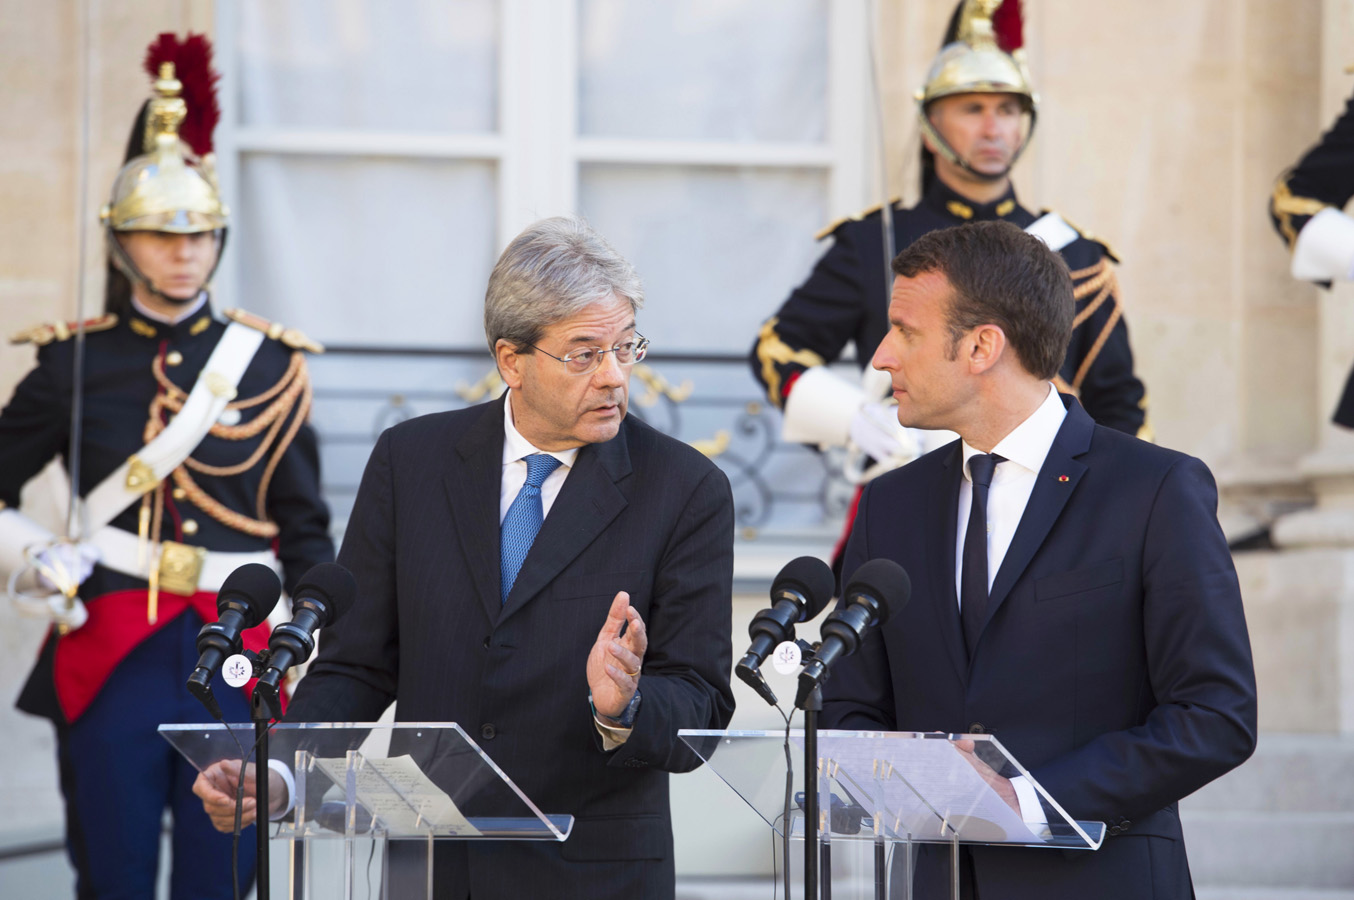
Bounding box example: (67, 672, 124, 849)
(891, 220, 1073, 379)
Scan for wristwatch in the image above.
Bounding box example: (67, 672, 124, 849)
(591, 688, 642, 728)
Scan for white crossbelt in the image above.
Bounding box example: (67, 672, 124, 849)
(81, 322, 266, 534)
(88, 525, 279, 594)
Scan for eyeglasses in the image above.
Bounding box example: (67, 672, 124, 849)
(529, 333, 649, 376)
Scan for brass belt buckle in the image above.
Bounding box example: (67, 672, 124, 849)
(158, 540, 207, 596)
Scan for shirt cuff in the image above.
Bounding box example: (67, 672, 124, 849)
(1010, 775, 1047, 826)
(267, 758, 296, 820)
(593, 715, 633, 751)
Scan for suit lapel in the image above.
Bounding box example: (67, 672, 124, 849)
(927, 444, 969, 684)
(446, 395, 511, 625)
(499, 418, 632, 623)
(983, 398, 1095, 630)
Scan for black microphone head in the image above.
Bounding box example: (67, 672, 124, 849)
(291, 562, 358, 627)
(215, 563, 283, 627)
(843, 559, 911, 627)
(771, 556, 836, 621)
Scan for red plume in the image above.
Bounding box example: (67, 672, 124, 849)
(993, 0, 1024, 53)
(143, 32, 221, 156)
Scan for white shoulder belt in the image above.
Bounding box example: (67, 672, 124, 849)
(81, 321, 266, 533)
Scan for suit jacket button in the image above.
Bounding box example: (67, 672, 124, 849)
(968, 722, 985, 734)
(480, 724, 496, 740)
(482, 636, 491, 649)
(624, 758, 643, 768)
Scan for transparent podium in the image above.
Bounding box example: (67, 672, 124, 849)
(160, 722, 572, 899)
(679, 729, 1104, 900)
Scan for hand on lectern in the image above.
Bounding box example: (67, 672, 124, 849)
(953, 738, 1019, 814)
(587, 591, 647, 722)
(193, 759, 287, 832)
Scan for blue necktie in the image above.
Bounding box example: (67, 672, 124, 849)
(500, 453, 562, 602)
(961, 453, 1004, 658)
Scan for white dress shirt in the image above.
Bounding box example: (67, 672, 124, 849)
(953, 383, 1066, 826)
(501, 390, 578, 522)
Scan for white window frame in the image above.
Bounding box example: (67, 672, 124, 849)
(211, 0, 876, 316)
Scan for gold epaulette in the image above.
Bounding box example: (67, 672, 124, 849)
(814, 197, 902, 241)
(224, 308, 324, 354)
(9, 313, 118, 346)
(1042, 210, 1122, 264)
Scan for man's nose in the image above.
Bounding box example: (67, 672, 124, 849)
(592, 350, 627, 387)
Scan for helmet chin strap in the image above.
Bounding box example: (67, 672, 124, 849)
(919, 107, 1038, 186)
(107, 228, 228, 307)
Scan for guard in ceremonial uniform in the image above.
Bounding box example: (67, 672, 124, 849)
(0, 35, 333, 899)
(751, 0, 1148, 482)
(1270, 85, 1354, 426)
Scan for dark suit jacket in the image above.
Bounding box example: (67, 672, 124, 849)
(286, 396, 736, 899)
(821, 397, 1257, 900)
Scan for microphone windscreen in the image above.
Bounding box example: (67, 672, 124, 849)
(771, 556, 836, 620)
(216, 563, 283, 627)
(843, 559, 911, 626)
(291, 562, 358, 626)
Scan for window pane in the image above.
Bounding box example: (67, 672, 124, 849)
(578, 164, 827, 353)
(235, 155, 498, 347)
(236, 0, 498, 133)
(578, 0, 828, 142)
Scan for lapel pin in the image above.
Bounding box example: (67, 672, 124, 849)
(1058, 475, 1069, 483)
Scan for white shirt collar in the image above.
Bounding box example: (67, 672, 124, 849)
(502, 390, 580, 469)
(131, 291, 208, 325)
(961, 384, 1067, 481)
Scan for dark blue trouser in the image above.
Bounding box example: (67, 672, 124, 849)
(56, 609, 257, 900)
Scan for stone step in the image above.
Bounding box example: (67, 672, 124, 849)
(1184, 733, 1354, 814)
(1196, 890, 1354, 900)
(1182, 809, 1354, 890)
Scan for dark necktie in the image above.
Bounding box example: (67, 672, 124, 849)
(500, 453, 562, 602)
(961, 453, 1004, 658)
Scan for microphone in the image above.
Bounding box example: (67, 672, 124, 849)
(795, 558, 910, 709)
(186, 563, 283, 720)
(253, 562, 357, 719)
(736, 556, 835, 706)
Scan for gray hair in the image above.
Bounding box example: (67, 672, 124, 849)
(484, 215, 644, 353)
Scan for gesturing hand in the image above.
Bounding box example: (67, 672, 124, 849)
(586, 591, 648, 721)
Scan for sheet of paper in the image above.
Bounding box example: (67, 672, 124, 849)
(313, 754, 482, 836)
(801, 735, 1045, 844)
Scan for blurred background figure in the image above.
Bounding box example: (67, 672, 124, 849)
(0, 33, 332, 898)
(1271, 86, 1354, 429)
(749, 0, 1148, 569)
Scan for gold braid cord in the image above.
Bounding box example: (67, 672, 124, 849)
(143, 351, 314, 538)
(753, 317, 826, 407)
(1271, 173, 1328, 250)
(1067, 259, 1124, 392)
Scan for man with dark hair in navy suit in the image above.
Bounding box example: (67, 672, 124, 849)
(820, 220, 1257, 899)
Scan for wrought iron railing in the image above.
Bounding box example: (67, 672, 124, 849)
(308, 346, 854, 545)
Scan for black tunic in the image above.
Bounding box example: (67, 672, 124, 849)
(2, 301, 334, 722)
(751, 179, 1148, 436)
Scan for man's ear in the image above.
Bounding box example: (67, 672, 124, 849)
(967, 324, 1007, 375)
(496, 339, 525, 390)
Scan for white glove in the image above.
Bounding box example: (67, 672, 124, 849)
(34, 540, 100, 594)
(1293, 207, 1354, 282)
(849, 402, 920, 464)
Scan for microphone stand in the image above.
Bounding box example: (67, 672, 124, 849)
(251, 686, 272, 900)
(797, 648, 825, 900)
(796, 663, 885, 900)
